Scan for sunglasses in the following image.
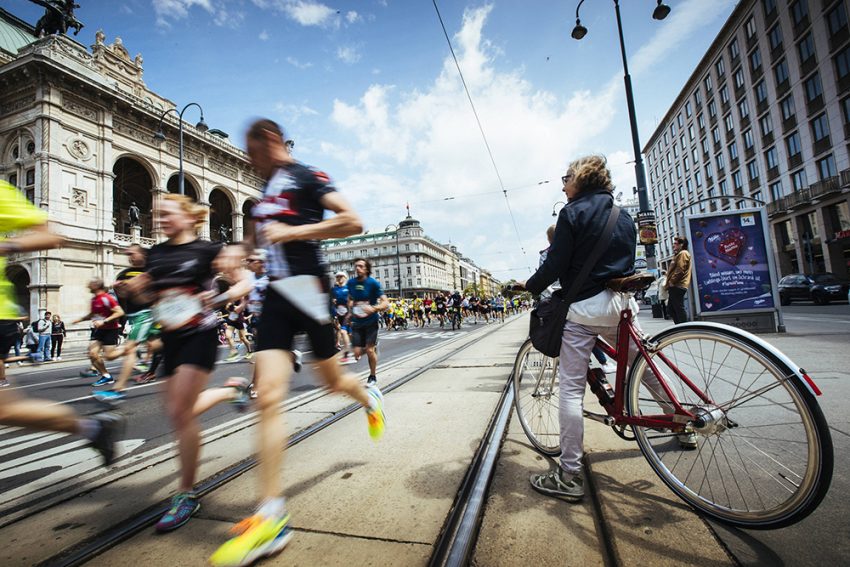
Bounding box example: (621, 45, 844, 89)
(561, 174, 573, 185)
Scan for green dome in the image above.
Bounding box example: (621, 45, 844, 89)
(0, 8, 37, 58)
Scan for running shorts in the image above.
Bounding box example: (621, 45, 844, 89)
(127, 310, 154, 343)
(256, 287, 337, 360)
(92, 328, 121, 346)
(0, 321, 17, 360)
(161, 328, 219, 376)
(351, 323, 379, 348)
(225, 313, 245, 330)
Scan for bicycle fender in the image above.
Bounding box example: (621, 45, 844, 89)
(648, 322, 822, 397)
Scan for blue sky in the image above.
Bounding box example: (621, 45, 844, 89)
(8, 0, 736, 279)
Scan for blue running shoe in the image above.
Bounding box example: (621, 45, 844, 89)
(155, 492, 200, 532)
(79, 369, 99, 378)
(91, 375, 115, 387)
(92, 389, 126, 403)
(224, 377, 251, 413)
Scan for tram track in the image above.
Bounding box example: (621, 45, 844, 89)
(37, 319, 515, 567)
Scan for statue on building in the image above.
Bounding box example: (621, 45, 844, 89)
(218, 225, 231, 243)
(30, 0, 84, 37)
(128, 201, 140, 227)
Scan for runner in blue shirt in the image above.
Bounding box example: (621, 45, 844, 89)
(347, 258, 388, 385)
(332, 271, 354, 364)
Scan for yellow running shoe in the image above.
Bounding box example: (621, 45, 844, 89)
(366, 384, 385, 441)
(209, 514, 292, 567)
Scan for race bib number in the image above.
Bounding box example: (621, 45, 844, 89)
(352, 301, 370, 318)
(336, 305, 349, 316)
(228, 312, 239, 321)
(153, 288, 203, 331)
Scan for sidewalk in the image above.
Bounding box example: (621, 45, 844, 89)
(1, 313, 732, 566)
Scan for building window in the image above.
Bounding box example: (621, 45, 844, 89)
(744, 129, 755, 149)
(790, 0, 809, 27)
(716, 56, 726, 77)
(769, 180, 783, 201)
(774, 59, 789, 86)
(702, 137, 709, 155)
(766, 146, 779, 169)
(688, 125, 695, 141)
(759, 113, 774, 137)
(692, 147, 700, 163)
(786, 131, 802, 157)
(738, 98, 750, 120)
(745, 15, 757, 39)
(705, 161, 713, 178)
(704, 74, 713, 92)
(747, 159, 760, 181)
(670, 122, 677, 137)
(698, 113, 706, 130)
(804, 73, 823, 102)
(719, 179, 728, 195)
(677, 113, 684, 128)
(686, 178, 694, 193)
(835, 45, 850, 81)
(798, 32, 815, 64)
(827, 2, 848, 37)
(684, 156, 691, 172)
(791, 168, 808, 190)
(781, 95, 796, 120)
(676, 164, 682, 178)
(712, 127, 721, 144)
(716, 151, 726, 170)
(763, 0, 777, 17)
(817, 154, 837, 179)
(720, 84, 730, 104)
(750, 48, 762, 72)
(680, 134, 687, 150)
(730, 37, 740, 60)
(685, 101, 693, 117)
(768, 24, 783, 51)
(708, 99, 717, 118)
(730, 141, 739, 160)
(725, 113, 735, 132)
(695, 170, 703, 187)
(755, 80, 768, 105)
(811, 113, 830, 143)
(734, 67, 746, 89)
(733, 170, 744, 190)
(843, 97, 850, 124)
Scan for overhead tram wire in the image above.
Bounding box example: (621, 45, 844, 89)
(431, 0, 531, 275)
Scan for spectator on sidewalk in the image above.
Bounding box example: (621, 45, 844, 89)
(657, 270, 669, 319)
(51, 314, 66, 360)
(14, 319, 23, 357)
(35, 311, 52, 361)
(664, 237, 691, 324)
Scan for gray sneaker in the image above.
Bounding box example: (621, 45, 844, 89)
(530, 469, 584, 502)
(677, 432, 698, 449)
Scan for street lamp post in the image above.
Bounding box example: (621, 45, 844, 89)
(385, 224, 403, 298)
(571, 0, 672, 271)
(154, 102, 209, 195)
(552, 201, 567, 217)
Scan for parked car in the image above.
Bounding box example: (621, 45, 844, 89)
(777, 273, 850, 305)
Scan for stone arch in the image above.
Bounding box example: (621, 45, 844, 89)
(113, 155, 155, 237)
(5, 264, 30, 318)
(241, 198, 258, 242)
(166, 173, 200, 202)
(209, 187, 235, 243)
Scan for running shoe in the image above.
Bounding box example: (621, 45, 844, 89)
(366, 375, 377, 386)
(91, 375, 115, 387)
(530, 469, 584, 502)
(225, 376, 252, 412)
(90, 411, 124, 466)
(93, 389, 126, 403)
(134, 361, 150, 373)
(339, 356, 355, 365)
(244, 352, 254, 361)
(292, 349, 303, 373)
(209, 513, 292, 567)
(134, 371, 157, 384)
(224, 352, 242, 363)
(79, 369, 99, 378)
(365, 384, 385, 441)
(677, 432, 698, 449)
(0, 379, 9, 388)
(155, 492, 200, 532)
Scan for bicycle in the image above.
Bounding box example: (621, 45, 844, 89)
(511, 274, 833, 529)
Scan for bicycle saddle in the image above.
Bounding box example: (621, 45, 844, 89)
(606, 273, 655, 293)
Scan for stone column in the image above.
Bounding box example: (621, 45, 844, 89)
(232, 210, 243, 242)
(200, 201, 211, 240)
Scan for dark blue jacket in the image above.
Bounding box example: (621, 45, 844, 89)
(526, 189, 636, 301)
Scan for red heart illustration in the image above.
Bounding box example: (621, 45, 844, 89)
(704, 228, 746, 265)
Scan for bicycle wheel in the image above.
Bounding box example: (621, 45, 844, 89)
(627, 324, 833, 529)
(512, 339, 560, 456)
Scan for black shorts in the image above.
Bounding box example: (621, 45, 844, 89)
(92, 328, 121, 346)
(351, 323, 379, 348)
(256, 287, 337, 360)
(225, 316, 245, 331)
(161, 328, 219, 376)
(0, 321, 18, 360)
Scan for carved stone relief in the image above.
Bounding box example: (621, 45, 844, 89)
(0, 92, 36, 115)
(72, 188, 87, 208)
(62, 93, 99, 122)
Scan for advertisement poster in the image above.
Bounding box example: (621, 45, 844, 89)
(687, 209, 775, 313)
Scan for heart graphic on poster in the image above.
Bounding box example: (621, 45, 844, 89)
(704, 228, 747, 265)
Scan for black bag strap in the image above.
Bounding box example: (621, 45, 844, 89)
(560, 204, 621, 305)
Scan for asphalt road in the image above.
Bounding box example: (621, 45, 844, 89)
(705, 302, 850, 566)
(0, 316, 497, 515)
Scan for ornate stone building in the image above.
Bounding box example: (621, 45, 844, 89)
(0, 9, 260, 344)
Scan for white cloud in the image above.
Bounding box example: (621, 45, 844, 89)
(259, 30, 270, 41)
(152, 0, 213, 26)
(283, 1, 337, 27)
(345, 11, 362, 24)
(286, 56, 313, 69)
(336, 46, 362, 64)
(275, 102, 320, 123)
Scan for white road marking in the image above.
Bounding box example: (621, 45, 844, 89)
(0, 431, 66, 456)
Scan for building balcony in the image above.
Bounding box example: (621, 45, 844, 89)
(809, 175, 842, 199)
(767, 197, 787, 217)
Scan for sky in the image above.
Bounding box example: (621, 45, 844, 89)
(7, 0, 737, 280)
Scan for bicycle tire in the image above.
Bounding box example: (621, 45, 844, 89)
(512, 339, 561, 456)
(627, 324, 833, 529)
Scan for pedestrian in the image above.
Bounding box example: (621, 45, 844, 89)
(657, 270, 669, 319)
(348, 258, 389, 383)
(664, 236, 691, 324)
(209, 118, 385, 567)
(36, 311, 52, 361)
(50, 314, 66, 360)
(521, 155, 643, 502)
(0, 179, 121, 461)
(14, 319, 23, 358)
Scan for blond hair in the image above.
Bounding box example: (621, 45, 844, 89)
(163, 193, 207, 231)
(567, 155, 614, 194)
